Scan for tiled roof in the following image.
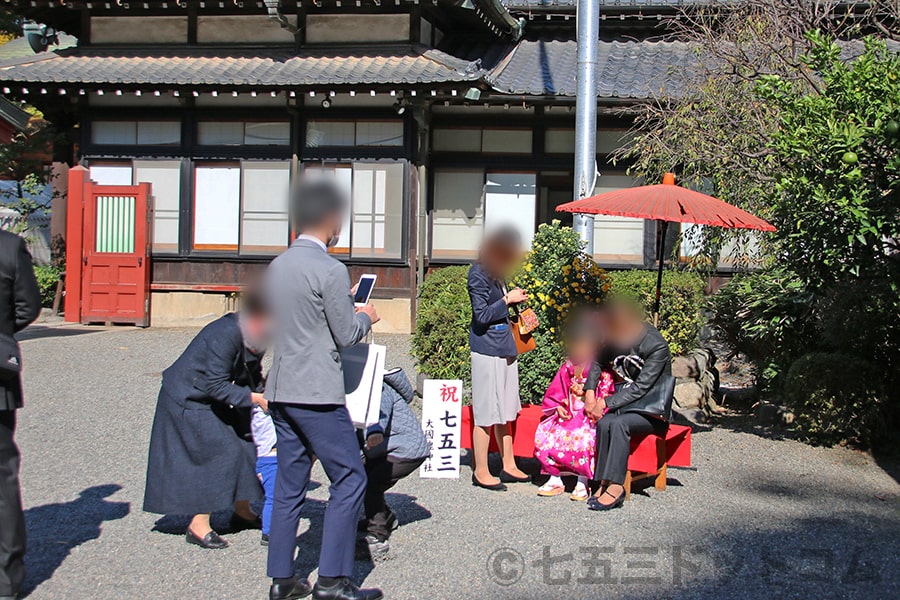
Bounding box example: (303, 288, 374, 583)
(483, 37, 900, 98)
(0, 95, 32, 131)
(0, 45, 483, 88)
(486, 38, 698, 98)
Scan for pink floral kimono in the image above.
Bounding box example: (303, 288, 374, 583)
(534, 360, 616, 479)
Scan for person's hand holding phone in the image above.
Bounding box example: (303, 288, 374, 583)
(504, 288, 528, 305)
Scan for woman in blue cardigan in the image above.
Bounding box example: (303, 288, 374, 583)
(467, 228, 530, 491)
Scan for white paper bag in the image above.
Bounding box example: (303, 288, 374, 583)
(342, 343, 385, 429)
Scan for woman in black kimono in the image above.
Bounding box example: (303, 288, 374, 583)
(143, 297, 269, 549)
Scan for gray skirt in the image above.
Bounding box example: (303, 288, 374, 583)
(470, 351, 521, 427)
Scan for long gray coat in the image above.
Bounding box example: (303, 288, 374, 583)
(264, 237, 371, 406)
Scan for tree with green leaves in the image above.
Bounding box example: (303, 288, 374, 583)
(618, 0, 900, 270)
(757, 33, 900, 291)
(621, 1, 900, 445)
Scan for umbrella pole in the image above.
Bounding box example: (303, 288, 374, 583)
(653, 219, 668, 327)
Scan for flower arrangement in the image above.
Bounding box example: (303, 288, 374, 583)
(511, 221, 612, 402)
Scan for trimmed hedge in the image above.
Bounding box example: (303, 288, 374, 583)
(606, 269, 706, 356)
(411, 265, 472, 387)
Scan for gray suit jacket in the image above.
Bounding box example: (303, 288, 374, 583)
(264, 238, 372, 406)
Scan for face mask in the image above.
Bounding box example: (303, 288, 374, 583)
(326, 224, 341, 248)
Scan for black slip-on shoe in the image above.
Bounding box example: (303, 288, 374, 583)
(499, 470, 531, 483)
(185, 528, 229, 549)
(587, 492, 625, 511)
(471, 474, 507, 491)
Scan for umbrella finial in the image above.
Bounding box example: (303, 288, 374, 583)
(662, 172, 676, 185)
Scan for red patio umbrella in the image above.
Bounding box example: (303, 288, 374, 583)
(556, 172, 776, 325)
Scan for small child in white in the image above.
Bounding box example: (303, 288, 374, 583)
(252, 404, 277, 546)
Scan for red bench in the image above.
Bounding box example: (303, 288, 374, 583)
(460, 405, 692, 500)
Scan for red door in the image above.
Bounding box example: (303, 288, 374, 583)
(80, 183, 152, 326)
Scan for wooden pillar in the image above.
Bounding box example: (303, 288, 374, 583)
(64, 166, 88, 322)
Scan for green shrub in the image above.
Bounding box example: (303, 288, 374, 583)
(411, 265, 472, 386)
(511, 221, 612, 403)
(783, 352, 888, 447)
(708, 267, 818, 390)
(606, 269, 706, 356)
(33, 264, 62, 308)
(817, 279, 900, 387)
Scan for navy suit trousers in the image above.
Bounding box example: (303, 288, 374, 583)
(266, 403, 366, 579)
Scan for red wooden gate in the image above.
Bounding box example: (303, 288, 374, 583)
(65, 166, 152, 326)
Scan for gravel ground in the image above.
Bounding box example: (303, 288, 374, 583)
(12, 324, 900, 599)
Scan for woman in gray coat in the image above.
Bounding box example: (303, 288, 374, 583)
(143, 298, 269, 549)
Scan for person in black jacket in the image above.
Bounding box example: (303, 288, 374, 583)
(583, 301, 671, 511)
(143, 296, 269, 550)
(0, 230, 41, 600)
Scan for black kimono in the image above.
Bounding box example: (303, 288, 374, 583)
(143, 313, 264, 516)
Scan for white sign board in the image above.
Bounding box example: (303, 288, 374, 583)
(419, 379, 463, 479)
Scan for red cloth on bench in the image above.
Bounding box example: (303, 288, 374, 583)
(459, 405, 691, 471)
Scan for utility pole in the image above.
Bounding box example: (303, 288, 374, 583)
(572, 0, 599, 255)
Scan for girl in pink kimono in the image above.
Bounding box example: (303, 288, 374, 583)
(534, 328, 615, 501)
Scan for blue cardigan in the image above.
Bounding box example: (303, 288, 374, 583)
(468, 263, 517, 358)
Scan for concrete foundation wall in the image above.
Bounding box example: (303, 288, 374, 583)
(149, 291, 238, 328)
(150, 290, 412, 333)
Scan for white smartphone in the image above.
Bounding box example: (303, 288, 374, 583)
(353, 274, 377, 307)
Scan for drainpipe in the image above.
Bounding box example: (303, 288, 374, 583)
(413, 103, 430, 295)
(572, 0, 600, 256)
(263, 0, 299, 34)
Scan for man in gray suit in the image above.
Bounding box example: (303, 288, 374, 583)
(264, 180, 383, 600)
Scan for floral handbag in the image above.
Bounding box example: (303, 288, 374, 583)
(509, 305, 539, 355)
(514, 305, 540, 335)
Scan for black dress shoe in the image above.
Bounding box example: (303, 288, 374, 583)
(270, 577, 313, 600)
(185, 528, 229, 549)
(312, 578, 383, 600)
(499, 470, 531, 483)
(261, 533, 270, 546)
(471, 474, 507, 491)
(587, 491, 625, 511)
(229, 512, 262, 532)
